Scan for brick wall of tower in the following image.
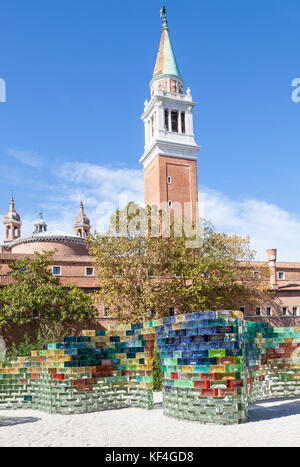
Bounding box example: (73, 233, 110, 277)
(144, 155, 199, 224)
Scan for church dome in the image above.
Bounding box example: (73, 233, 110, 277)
(8, 229, 89, 256)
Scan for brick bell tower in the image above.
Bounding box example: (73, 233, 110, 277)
(3, 193, 21, 243)
(140, 7, 200, 224)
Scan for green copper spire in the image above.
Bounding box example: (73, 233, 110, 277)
(152, 6, 182, 83)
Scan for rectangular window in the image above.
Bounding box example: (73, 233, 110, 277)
(167, 176, 172, 184)
(151, 116, 154, 137)
(255, 307, 261, 316)
(239, 307, 245, 314)
(169, 307, 175, 317)
(278, 272, 285, 280)
(171, 111, 179, 133)
(52, 266, 61, 276)
(181, 112, 186, 134)
(266, 307, 272, 316)
(32, 310, 39, 319)
(282, 307, 288, 316)
(164, 109, 169, 131)
(86, 267, 94, 276)
(293, 307, 298, 316)
(103, 307, 110, 317)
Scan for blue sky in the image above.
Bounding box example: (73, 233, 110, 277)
(0, 0, 300, 260)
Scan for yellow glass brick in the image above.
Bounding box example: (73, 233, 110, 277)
(175, 315, 186, 323)
(210, 365, 226, 373)
(232, 310, 244, 319)
(218, 373, 236, 380)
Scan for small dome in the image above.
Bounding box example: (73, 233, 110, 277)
(75, 201, 90, 226)
(33, 212, 47, 234)
(4, 196, 21, 223)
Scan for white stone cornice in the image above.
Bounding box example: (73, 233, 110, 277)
(142, 92, 196, 120)
(139, 140, 201, 169)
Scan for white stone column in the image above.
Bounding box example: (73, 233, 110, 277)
(186, 106, 194, 136)
(157, 101, 165, 135)
(144, 119, 148, 147)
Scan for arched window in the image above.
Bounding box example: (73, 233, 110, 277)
(171, 111, 178, 133)
(181, 112, 186, 134)
(164, 109, 169, 131)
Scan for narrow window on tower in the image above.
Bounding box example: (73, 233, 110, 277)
(164, 109, 169, 131)
(168, 200, 172, 209)
(171, 110, 179, 133)
(181, 112, 186, 134)
(151, 116, 154, 137)
(167, 176, 172, 184)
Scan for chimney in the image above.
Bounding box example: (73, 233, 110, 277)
(267, 249, 278, 289)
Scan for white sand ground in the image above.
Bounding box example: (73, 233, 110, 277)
(0, 393, 299, 447)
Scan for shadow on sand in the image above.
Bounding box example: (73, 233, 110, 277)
(0, 416, 40, 427)
(249, 398, 300, 423)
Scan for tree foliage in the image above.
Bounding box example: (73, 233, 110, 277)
(88, 202, 271, 323)
(0, 251, 97, 331)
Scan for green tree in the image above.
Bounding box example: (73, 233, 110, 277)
(0, 251, 97, 335)
(88, 202, 271, 323)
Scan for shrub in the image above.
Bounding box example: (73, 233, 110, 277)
(153, 341, 162, 391)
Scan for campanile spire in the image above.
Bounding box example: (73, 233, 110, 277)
(151, 6, 183, 97)
(140, 8, 200, 224)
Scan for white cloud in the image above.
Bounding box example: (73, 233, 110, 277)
(57, 162, 144, 203)
(54, 162, 145, 233)
(5, 148, 42, 168)
(199, 186, 300, 262)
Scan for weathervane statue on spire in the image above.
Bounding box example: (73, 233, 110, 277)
(160, 5, 166, 18)
(160, 5, 167, 26)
